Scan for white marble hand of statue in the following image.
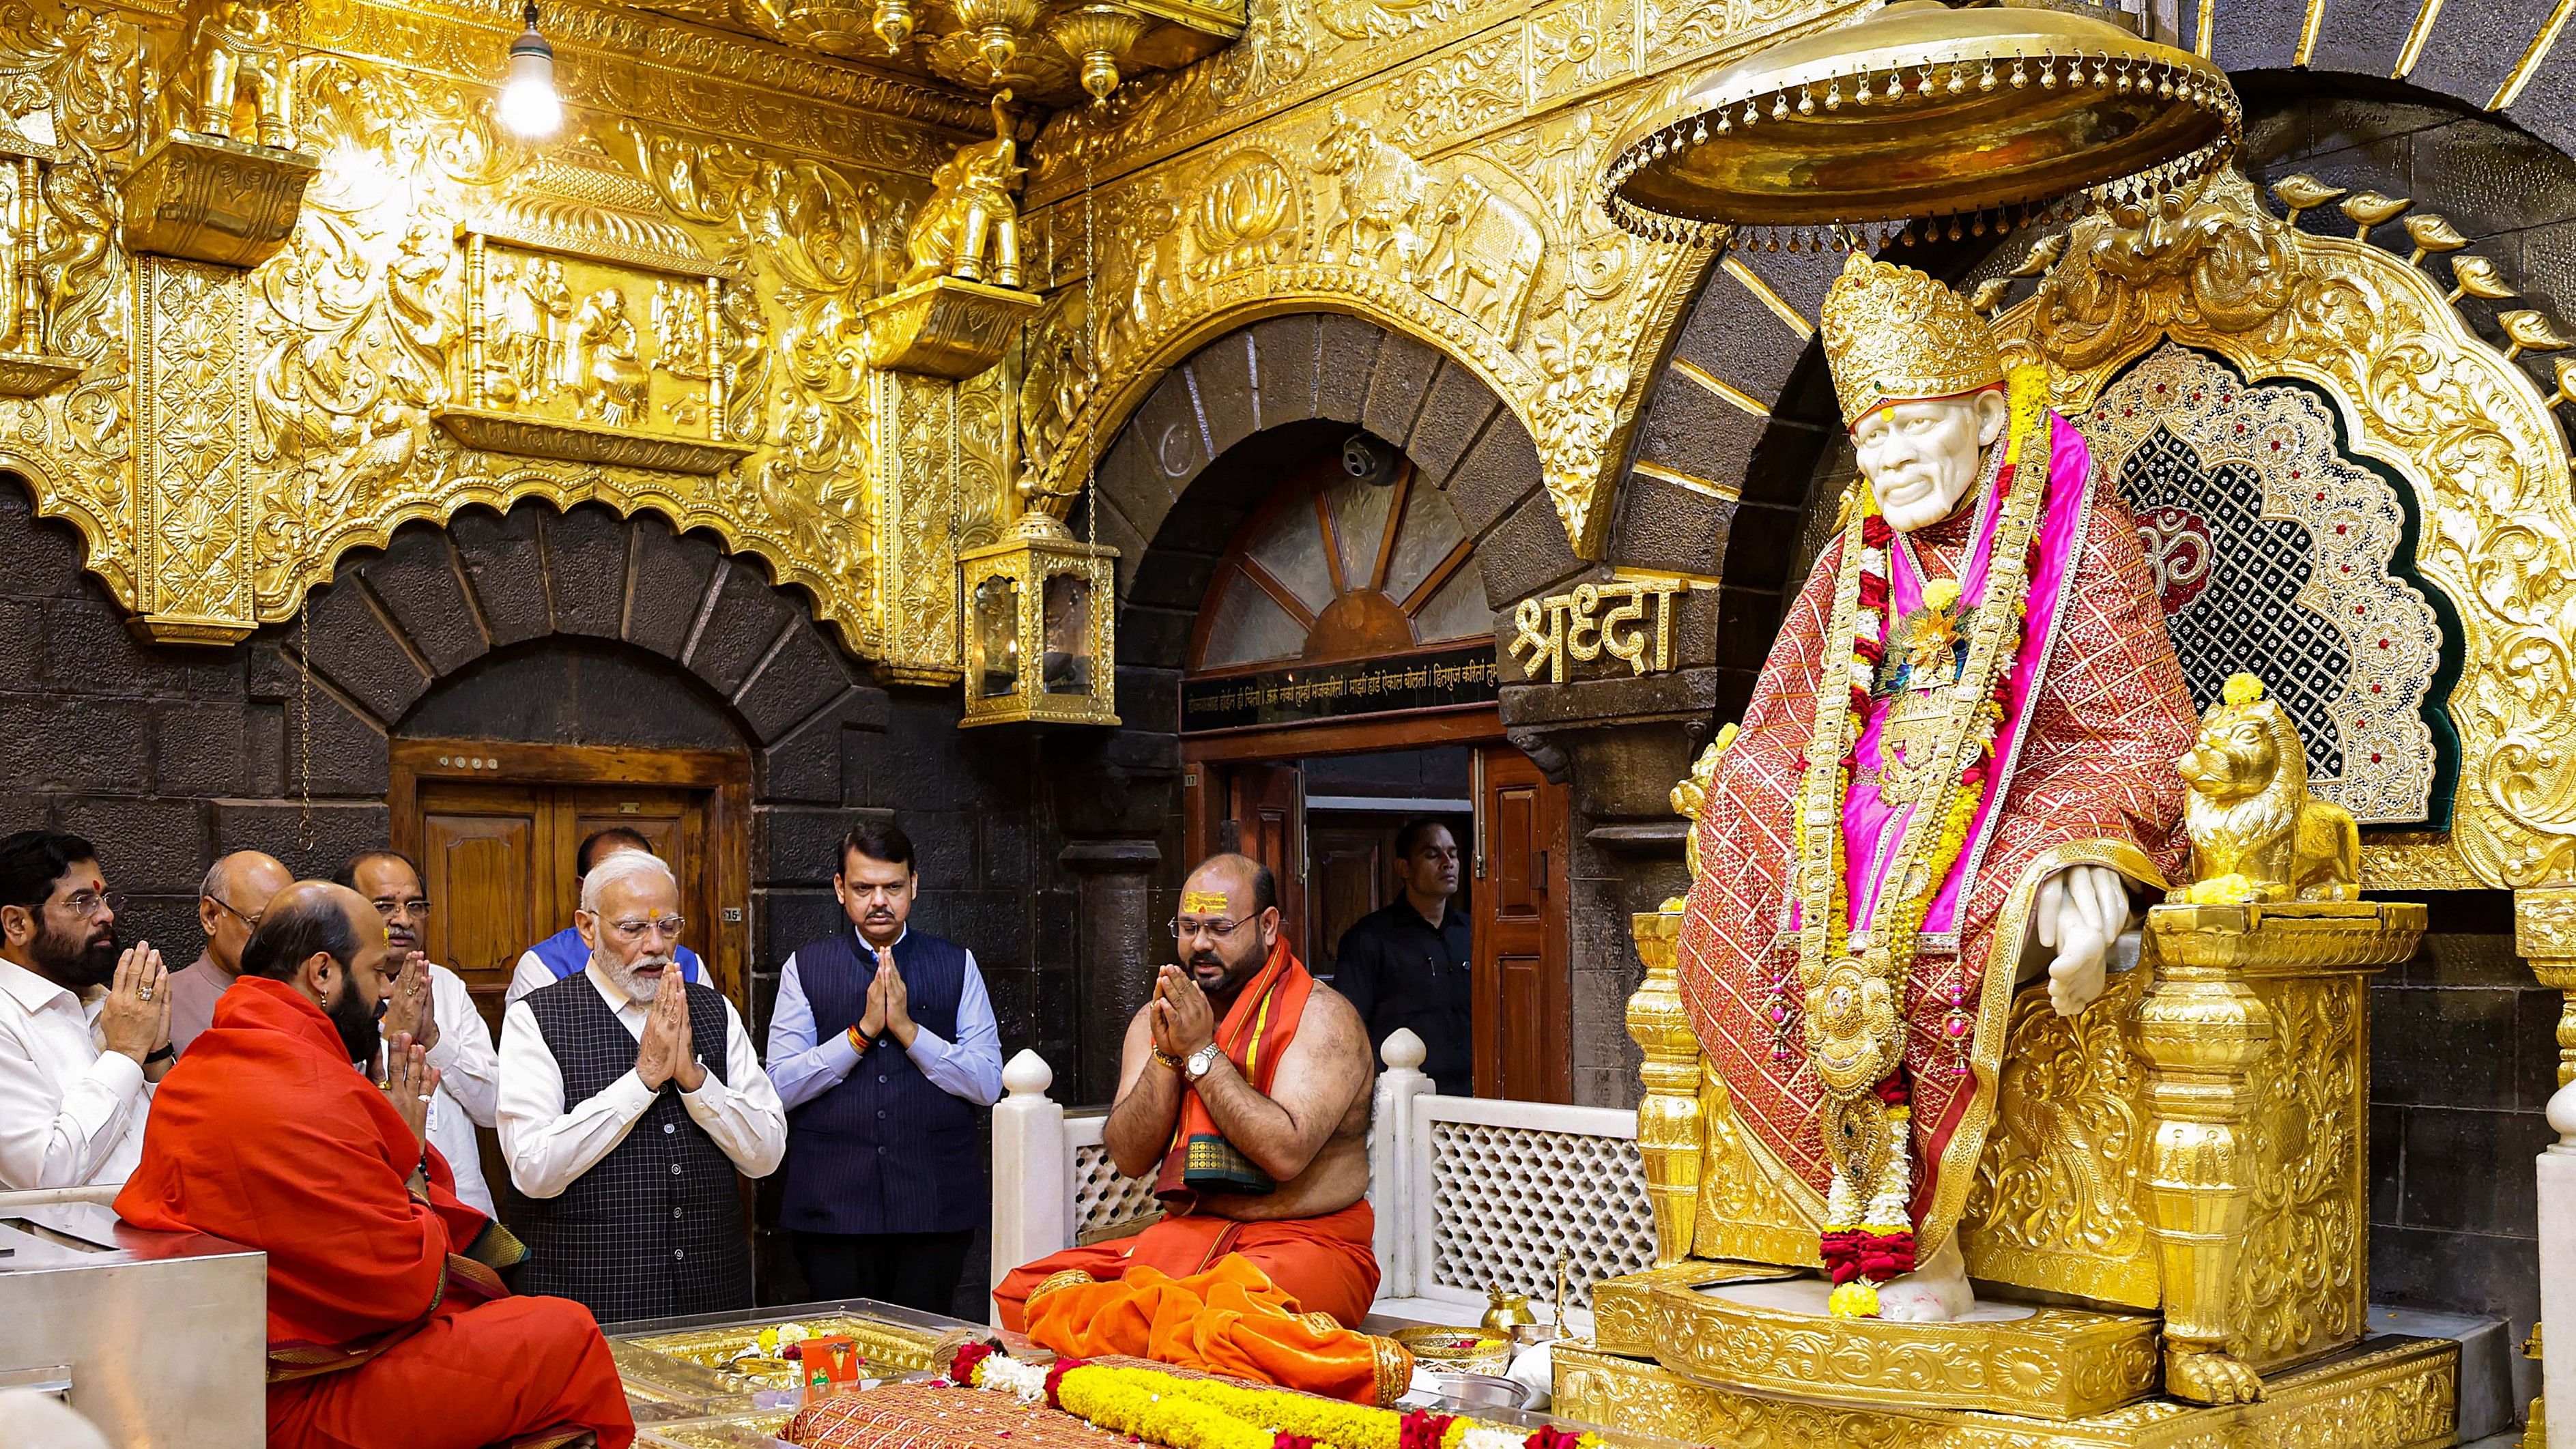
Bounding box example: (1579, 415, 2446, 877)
(2031, 863, 2134, 1016)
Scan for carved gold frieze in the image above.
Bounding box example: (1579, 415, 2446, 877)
(1553, 1336, 2458, 1449)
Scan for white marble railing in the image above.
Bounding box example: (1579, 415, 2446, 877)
(2541, 1085, 2575, 1448)
(988, 1030, 1656, 1328)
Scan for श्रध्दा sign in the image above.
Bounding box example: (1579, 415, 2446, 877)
(1507, 577, 1684, 684)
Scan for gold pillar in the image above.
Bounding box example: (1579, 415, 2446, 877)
(130, 255, 257, 646)
(1627, 908, 1701, 1267)
(2134, 902, 2277, 1406)
(2516, 885, 2576, 1090)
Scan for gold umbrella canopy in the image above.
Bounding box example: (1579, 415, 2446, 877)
(1603, 1, 2242, 250)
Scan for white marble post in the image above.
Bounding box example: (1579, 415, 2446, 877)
(2543, 1082, 2576, 1448)
(990, 1048, 1069, 1326)
(1369, 1029, 1430, 1302)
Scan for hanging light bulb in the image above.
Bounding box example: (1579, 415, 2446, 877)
(498, 1, 562, 138)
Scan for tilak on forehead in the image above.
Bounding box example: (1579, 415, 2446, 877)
(1181, 890, 1232, 914)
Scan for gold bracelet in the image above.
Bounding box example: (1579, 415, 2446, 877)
(1150, 1046, 1185, 1071)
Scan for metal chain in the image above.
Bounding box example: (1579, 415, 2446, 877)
(296, 586, 315, 852)
(1083, 149, 1098, 558)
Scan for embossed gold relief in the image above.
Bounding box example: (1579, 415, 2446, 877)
(1012, 0, 1868, 557)
(1553, 1337, 2459, 1449)
(1994, 169, 2576, 889)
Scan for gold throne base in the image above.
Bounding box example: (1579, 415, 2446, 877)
(1555, 1334, 2459, 1449)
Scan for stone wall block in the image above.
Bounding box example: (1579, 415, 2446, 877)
(1117, 602, 1197, 672)
(1730, 247, 1840, 328)
(302, 582, 428, 725)
(154, 700, 248, 798)
(1634, 383, 1767, 488)
(55, 795, 205, 893)
(44, 596, 239, 699)
(1497, 668, 1715, 730)
(757, 688, 856, 805)
(1669, 293, 1810, 409)
(362, 527, 489, 677)
(1113, 664, 1179, 734)
(2410, 118, 2576, 238)
(625, 516, 724, 659)
(735, 619, 851, 744)
(1082, 489, 1153, 601)
(547, 506, 633, 640)
(1313, 313, 1384, 422)
(1444, 409, 1545, 537)
(758, 803, 874, 885)
(0, 691, 150, 793)
(212, 800, 392, 880)
(1093, 429, 1176, 564)
(0, 599, 37, 689)
(1190, 329, 1262, 453)
(1475, 496, 1582, 607)
(685, 563, 795, 698)
(1127, 374, 1210, 510)
(1361, 331, 1440, 446)
(1609, 473, 1731, 576)
(1721, 498, 1809, 596)
(0, 485, 90, 599)
(1402, 363, 1503, 488)
(2399, 0, 2547, 119)
(756, 886, 843, 966)
(1249, 315, 1319, 422)
(448, 506, 554, 646)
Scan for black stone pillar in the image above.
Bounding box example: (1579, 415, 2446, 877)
(1059, 837, 1163, 1104)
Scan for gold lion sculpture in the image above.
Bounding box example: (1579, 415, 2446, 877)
(2172, 673, 2360, 904)
(902, 91, 1025, 292)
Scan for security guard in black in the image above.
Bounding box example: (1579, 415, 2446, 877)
(1330, 820, 1472, 1097)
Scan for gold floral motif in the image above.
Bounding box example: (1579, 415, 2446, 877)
(1997, 169, 2576, 889)
(133, 253, 254, 642)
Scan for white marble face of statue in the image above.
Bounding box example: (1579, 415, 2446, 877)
(1849, 390, 2009, 533)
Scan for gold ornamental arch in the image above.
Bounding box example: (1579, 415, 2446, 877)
(1990, 169, 2576, 891)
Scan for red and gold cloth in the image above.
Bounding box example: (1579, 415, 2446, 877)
(1156, 937, 1315, 1201)
(1679, 416, 2198, 1261)
(115, 976, 635, 1449)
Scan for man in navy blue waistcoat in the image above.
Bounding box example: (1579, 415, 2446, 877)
(765, 820, 1003, 1315)
(505, 828, 706, 1008)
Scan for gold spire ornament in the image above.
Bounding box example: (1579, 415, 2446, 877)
(1600, 1, 2241, 250)
(1818, 253, 2006, 426)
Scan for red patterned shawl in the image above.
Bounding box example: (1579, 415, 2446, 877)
(1677, 425, 2197, 1259)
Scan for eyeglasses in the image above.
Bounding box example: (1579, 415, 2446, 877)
(1168, 916, 1247, 941)
(56, 890, 119, 919)
(609, 916, 686, 943)
(370, 897, 431, 921)
(205, 895, 263, 932)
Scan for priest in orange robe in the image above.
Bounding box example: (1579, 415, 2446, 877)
(115, 881, 635, 1449)
(993, 854, 1400, 1403)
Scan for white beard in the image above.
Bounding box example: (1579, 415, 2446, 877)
(599, 951, 673, 1003)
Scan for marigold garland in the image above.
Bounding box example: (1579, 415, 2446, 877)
(945, 1348, 1600, 1449)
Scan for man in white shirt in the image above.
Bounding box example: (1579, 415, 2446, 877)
(0, 829, 169, 1190)
(337, 848, 504, 1218)
(498, 848, 784, 1323)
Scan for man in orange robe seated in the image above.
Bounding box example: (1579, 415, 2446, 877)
(995, 852, 1382, 1347)
(116, 881, 635, 1449)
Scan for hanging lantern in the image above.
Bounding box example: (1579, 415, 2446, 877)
(958, 512, 1120, 727)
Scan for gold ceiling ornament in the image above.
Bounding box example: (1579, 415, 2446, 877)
(743, 0, 1237, 104)
(1047, 4, 1154, 102)
(1599, 1, 2241, 253)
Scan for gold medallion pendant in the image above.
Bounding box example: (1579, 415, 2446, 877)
(1873, 591, 1973, 808)
(1805, 951, 1898, 1095)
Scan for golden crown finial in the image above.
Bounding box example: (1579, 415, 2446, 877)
(1818, 252, 2006, 427)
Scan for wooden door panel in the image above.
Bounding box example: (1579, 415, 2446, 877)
(1306, 821, 1391, 979)
(417, 782, 550, 1039)
(1226, 762, 1306, 958)
(1473, 746, 1569, 1103)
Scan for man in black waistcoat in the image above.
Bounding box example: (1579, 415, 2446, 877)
(496, 850, 786, 1324)
(764, 820, 1003, 1315)
(1331, 818, 1473, 1096)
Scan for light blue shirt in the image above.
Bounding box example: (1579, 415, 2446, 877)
(764, 928, 1005, 1110)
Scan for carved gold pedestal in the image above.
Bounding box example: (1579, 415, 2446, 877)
(1554, 1336, 2459, 1449)
(119, 132, 317, 268)
(860, 275, 1044, 378)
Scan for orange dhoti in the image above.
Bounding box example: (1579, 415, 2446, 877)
(270, 1294, 631, 1449)
(994, 1200, 1379, 1334)
(994, 1203, 1393, 1404)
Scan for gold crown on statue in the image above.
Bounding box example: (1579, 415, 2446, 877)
(1819, 253, 2006, 427)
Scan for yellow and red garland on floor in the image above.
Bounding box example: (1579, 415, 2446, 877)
(944, 1345, 1600, 1449)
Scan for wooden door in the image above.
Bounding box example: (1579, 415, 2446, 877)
(1473, 745, 1569, 1103)
(1306, 818, 1394, 979)
(392, 741, 752, 1040)
(1223, 762, 1306, 957)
